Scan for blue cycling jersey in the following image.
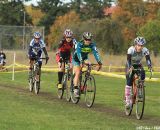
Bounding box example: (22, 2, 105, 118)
(73, 40, 101, 63)
(28, 39, 46, 56)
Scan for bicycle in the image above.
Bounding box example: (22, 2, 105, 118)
(57, 59, 71, 101)
(70, 63, 97, 108)
(125, 63, 152, 120)
(28, 57, 47, 94)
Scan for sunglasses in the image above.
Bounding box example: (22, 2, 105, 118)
(35, 38, 40, 40)
(66, 37, 72, 39)
(84, 38, 91, 41)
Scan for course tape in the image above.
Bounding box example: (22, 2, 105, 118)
(1, 63, 160, 82)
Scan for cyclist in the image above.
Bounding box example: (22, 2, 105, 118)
(56, 29, 77, 89)
(72, 32, 102, 97)
(125, 36, 152, 108)
(0, 49, 6, 70)
(28, 32, 49, 79)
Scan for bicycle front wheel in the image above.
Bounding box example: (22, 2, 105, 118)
(34, 81, 40, 94)
(84, 75, 96, 108)
(70, 74, 80, 104)
(28, 70, 33, 92)
(29, 78, 33, 92)
(65, 74, 71, 102)
(136, 84, 145, 120)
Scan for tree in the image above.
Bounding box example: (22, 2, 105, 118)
(0, 0, 32, 25)
(37, 0, 68, 34)
(47, 11, 81, 50)
(70, 0, 112, 19)
(138, 20, 160, 55)
(25, 5, 45, 25)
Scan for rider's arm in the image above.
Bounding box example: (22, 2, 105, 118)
(76, 42, 83, 63)
(42, 47, 48, 57)
(91, 43, 102, 65)
(3, 53, 6, 59)
(28, 46, 32, 56)
(127, 46, 133, 68)
(40, 39, 49, 58)
(145, 55, 152, 67)
(28, 39, 34, 56)
(58, 40, 64, 49)
(143, 47, 152, 68)
(127, 54, 132, 68)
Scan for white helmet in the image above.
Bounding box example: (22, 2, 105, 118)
(33, 32, 41, 39)
(134, 36, 146, 45)
(82, 32, 93, 40)
(64, 29, 73, 37)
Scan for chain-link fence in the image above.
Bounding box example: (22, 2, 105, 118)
(0, 25, 45, 50)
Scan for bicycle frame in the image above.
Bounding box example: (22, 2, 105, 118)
(80, 64, 92, 92)
(57, 59, 71, 99)
(29, 57, 46, 94)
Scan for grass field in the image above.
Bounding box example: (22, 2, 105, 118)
(0, 71, 160, 130)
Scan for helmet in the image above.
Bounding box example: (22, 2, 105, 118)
(134, 36, 146, 45)
(83, 32, 93, 40)
(64, 29, 73, 37)
(33, 32, 41, 39)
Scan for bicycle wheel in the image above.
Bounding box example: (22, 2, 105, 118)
(57, 76, 64, 99)
(136, 84, 145, 120)
(125, 86, 133, 116)
(70, 74, 80, 104)
(65, 73, 71, 102)
(28, 70, 33, 92)
(29, 78, 34, 92)
(84, 75, 96, 108)
(34, 81, 40, 94)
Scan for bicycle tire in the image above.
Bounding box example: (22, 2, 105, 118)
(34, 81, 40, 94)
(84, 75, 96, 108)
(29, 78, 33, 92)
(136, 84, 145, 120)
(70, 74, 80, 104)
(28, 70, 33, 92)
(65, 73, 71, 102)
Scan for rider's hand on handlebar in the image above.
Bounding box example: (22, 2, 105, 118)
(84, 60, 91, 65)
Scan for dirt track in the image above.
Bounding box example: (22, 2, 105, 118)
(0, 84, 160, 126)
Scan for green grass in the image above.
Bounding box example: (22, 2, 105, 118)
(0, 71, 160, 130)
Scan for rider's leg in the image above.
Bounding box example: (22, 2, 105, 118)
(57, 62, 65, 89)
(141, 68, 145, 81)
(35, 61, 42, 82)
(73, 64, 81, 97)
(125, 72, 134, 106)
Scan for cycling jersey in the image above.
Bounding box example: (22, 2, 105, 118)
(56, 38, 77, 62)
(127, 46, 151, 68)
(28, 38, 48, 66)
(28, 39, 46, 56)
(73, 40, 101, 65)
